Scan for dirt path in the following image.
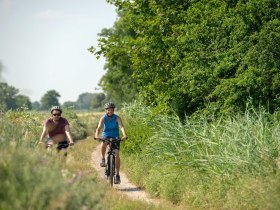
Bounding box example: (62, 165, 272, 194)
(92, 143, 158, 204)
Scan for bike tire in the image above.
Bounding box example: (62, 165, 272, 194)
(105, 156, 109, 177)
(109, 154, 114, 186)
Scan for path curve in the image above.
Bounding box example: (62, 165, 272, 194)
(92, 143, 158, 204)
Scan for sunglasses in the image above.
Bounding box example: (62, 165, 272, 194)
(52, 113, 61, 116)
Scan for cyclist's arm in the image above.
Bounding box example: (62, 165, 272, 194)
(117, 117, 128, 139)
(65, 124, 74, 145)
(39, 125, 48, 144)
(95, 117, 104, 139)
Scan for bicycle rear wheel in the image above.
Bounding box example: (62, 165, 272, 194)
(109, 154, 114, 186)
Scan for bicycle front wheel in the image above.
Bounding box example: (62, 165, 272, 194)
(109, 155, 114, 186)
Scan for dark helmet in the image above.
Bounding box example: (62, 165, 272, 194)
(104, 102, 115, 109)
(51, 105, 62, 113)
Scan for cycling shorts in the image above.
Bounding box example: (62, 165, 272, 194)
(57, 140, 69, 151)
(104, 138, 120, 151)
(47, 138, 69, 151)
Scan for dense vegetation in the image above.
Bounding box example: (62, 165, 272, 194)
(1, 0, 280, 209)
(0, 110, 165, 210)
(93, 0, 280, 118)
(0, 106, 279, 209)
(90, 1, 280, 207)
(121, 102, 280, 209)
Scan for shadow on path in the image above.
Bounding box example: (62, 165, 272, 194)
(117, 186, 143, 192)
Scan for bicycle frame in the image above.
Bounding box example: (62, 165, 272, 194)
(101, 137, 121, 186)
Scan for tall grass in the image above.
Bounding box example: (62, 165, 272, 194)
(0, 109, 43, 147)
(0, 109, 166, 210)
(146, 108, 279, 175)
(0, 109, 105, 209)
(0, 146, 108, 210)
(121, 102, 280, 209)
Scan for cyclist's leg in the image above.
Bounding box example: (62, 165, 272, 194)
(114, 149, 120, 174)
(101, 141, 107, 159)
(114, 149, 121, 184)
(47, 138, 54, 151)
(100, 141, 107, 167)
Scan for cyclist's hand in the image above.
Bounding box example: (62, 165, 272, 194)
(38, 141, 45, 146)
(69, 142, 75, 146)
(94, 137, 101, 141)
(121, 136, 128, 141)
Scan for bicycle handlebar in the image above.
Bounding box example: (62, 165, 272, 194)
(94, 137, 128, 142)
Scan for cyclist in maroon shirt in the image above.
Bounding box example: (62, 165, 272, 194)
(39, 106, 74, 153)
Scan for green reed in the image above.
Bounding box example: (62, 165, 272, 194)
(121, 102, 280, 209)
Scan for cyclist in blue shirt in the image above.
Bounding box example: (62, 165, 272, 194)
(94, 102, 128, 184)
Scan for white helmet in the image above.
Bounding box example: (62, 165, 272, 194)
(51, 105, 62, 113)
(104, 102, 115, 109)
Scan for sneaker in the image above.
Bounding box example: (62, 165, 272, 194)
(100, 158, 106, 167)
(114, 174, 121, 184)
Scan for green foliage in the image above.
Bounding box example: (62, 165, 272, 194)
(62, 101, 76, 109)
(121, 102, 155, 154)
(121, 102, 280, 208)
(0, 61, 3, 82)
(0, 147, 107, 210)
(0, 109, 43, 147)
(75, 92, 94, 110)
(15, 95, 32, 110)
(63, 92, 106, 110)
(31, 101, 41, 111)
(0, 110, 162, 210)
(62, 108, 87, 140)
(96, 0, 280, 118)
(0, 82, 32, 111)
(92, 9, 139, 107)
(91, 92, 106, 109)
(40, 90, 61, 110)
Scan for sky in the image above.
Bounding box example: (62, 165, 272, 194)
(0, 0, 117, 103)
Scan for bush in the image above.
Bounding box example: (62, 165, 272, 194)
(0, 147, 106, 210)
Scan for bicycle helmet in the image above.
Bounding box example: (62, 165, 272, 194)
(51, 105, 62, 113)
(104, 102, 115, 109)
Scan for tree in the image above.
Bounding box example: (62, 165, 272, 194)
(15, 95, 32, 110)
(76, 93, 95, 110)
(0, 61, 4, 82)
(32, 101, 41, 111)
(91, 93, 106, 109)
(0, 83, 31, 111)
(96, 0, 280, 117)
(0, 82, 18, 111)
(92, 9, 139, 107)
(40, 90, 61, 110)
(63, 101, 76, 109)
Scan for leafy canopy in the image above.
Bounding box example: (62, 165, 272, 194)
(95, 0, 280, 117)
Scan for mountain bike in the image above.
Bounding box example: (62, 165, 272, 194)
(95, 137, 124, 187)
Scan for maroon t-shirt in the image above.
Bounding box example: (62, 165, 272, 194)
(44, 117, 69, 138)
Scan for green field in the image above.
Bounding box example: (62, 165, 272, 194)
(0, 106, 279, 209)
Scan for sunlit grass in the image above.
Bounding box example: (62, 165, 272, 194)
(2, 108, 279, 209)
(121, 102, 280, 209)
(0, 110, 162, 210)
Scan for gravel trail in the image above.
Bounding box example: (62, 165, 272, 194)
(92, 143, 158, 204)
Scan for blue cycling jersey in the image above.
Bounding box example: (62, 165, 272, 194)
(102, 114, 119, 138)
